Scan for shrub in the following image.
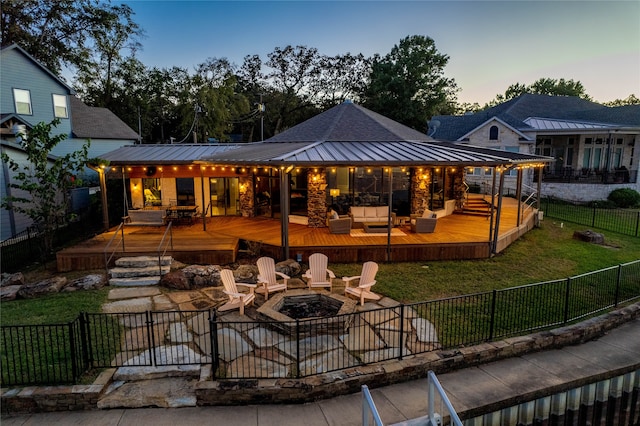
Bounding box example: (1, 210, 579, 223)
(607, 188, 640, 208)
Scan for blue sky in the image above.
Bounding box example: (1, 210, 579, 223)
(122, 0, 640, 105)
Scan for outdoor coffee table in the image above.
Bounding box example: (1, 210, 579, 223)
(363, 222, 391, 233)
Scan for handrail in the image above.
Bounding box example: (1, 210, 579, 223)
(156, 221, 173, 277)
(521, 183, 539, 223)
(427, 370, 463, 426)
(103, 222, 125, 274)
(361, 385, 384, 426)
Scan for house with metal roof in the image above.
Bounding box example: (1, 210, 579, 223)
(430, 94, 640, 202)
(100, 101, 551, 259)
(0, 44, 139, 240)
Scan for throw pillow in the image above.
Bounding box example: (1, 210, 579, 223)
(330, 210, 339, 220)
(422, 209, 433, 218)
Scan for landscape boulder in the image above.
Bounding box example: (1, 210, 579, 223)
(573, 230, 605, 244)
(1, 285, 22, 301)
(64, 274, 107, 291)
(181, 264, 222, 288)
(1, 272, 25, 287)
(234, 264, 258, 283)
(276, 259, 302, 277)
(160, 270, 191, 290)
(17, 276, 68, 299)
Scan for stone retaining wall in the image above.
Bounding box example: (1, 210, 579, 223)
(2, 302, 638, 414)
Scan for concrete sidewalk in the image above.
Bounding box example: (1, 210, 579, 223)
(3, 318, 639, 426)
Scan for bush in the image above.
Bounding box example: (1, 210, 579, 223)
(607, 188, 640, 208)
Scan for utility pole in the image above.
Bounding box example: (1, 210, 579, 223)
(258, 94, 265, 141)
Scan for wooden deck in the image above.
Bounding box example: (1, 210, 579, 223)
(56, 198, 538, 271)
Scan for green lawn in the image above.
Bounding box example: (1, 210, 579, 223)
(2, 220, 638, 325)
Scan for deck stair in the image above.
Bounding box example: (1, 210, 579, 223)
(109, 255, 172, 287)
(456, 195, 492, 217)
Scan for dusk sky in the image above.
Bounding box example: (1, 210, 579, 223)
(122, 0, 640, 105)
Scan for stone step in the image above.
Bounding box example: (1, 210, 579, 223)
(110, 276, 162, 287)
(115, 256, 172, 268)
(110, 265, 170, 278)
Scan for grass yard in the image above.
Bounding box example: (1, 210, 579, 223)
(2, 220, 639, 325)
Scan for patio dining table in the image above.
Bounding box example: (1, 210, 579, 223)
(165, 205, 197, 224)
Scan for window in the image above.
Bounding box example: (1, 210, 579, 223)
(582, 148, 591, 168)
(13, 89, 32, 115)
(176, 178, 195, 205)
(52, 94, 68, 118)
(489, 125, 499, 140)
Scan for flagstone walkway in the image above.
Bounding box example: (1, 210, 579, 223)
(98, 279, 439, 408)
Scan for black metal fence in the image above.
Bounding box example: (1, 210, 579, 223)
(543, 197, 640, 237)
(0, 212, 103, 273)
(2, 261, 639, 386)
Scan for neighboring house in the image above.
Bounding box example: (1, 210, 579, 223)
(430, 94, 640, 202)
(1, 44, 138, 240)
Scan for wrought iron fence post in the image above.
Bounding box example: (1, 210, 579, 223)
(635, 211, 639, 237)
(563, 278, 572, 324)
(69, 320, 79, 383)
(210, 309, 219, 380)
(399, 304, 405, 360)
(296, 319, 301, 379)
(79, 312, 90, 369)
(592, 205, 596, 228)
(489, 289, 497, 341)
(146, 311, 156, 366)
(614, 265, 622, 307)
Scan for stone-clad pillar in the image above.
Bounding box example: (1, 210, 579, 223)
(410, 168, 432, 215)
(307, 168, 327, 228)
(239, 175, 254, 217)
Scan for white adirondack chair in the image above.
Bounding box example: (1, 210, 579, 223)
(303, 253, 336, 290)
(219, 269, 256, 315)
(256, 257, 289, 300)
(343, 261, 381, 306)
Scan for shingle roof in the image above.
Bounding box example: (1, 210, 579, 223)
(430, 94, 640, 141)
(267, 100, 434, 143)
(70, 97, 140, 141)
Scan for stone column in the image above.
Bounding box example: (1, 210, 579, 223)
(239, 175, 254, 217)
(307, 168, 327, 228)
(410, 168, 431, 214)
(452, 168, 466, 211)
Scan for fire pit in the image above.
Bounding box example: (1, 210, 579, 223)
(257, 289, 357, 335)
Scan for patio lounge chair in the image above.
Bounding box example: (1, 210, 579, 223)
(256, 257, 289, 300)
(303, 253, 335, 290)
(410, 210, 437, 233)
(219, 269, 256, 315)
(343, 261, 381, 306)
(328, 216, 351, 234)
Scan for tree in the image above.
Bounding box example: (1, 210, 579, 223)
(603, 94, 640, 106)
(1, 0, 141, 75)
(487, 78, 592, 107)
(362, 35, 458, 131)
(315, 53, 372, 109)
(1, 120, 90, 261)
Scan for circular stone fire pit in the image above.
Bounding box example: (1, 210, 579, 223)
(257, 289, 357, 335)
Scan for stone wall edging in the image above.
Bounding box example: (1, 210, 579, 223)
(198, 301, 639, 405)
(2, 302, 638, 414)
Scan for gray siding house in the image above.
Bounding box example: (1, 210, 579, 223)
(1, 44, 139, 240)
(430, 94, 640, 202)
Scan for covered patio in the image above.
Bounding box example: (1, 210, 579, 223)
(79, 101, 550, 272)
(57, 195, 534, 271)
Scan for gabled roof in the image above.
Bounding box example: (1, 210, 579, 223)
(457, 116, 534, 142)
(0, 44, 75, 95)
(70, 97, 140, 141)
(1, 113, 33, 129)
(430, 94, 640, 141)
